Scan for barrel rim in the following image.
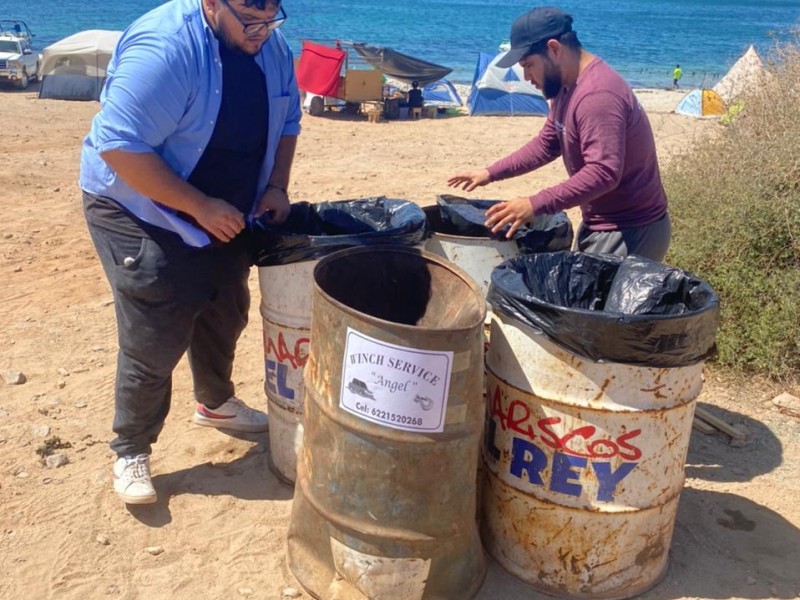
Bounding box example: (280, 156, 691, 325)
(426, 229, 521, 244)
(423, 204, 519, 243)
(312, 245, 488, 332)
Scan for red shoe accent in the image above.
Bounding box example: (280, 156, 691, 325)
(196, 404, 235, 420)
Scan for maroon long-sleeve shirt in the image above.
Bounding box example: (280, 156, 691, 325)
(487, 58, 668, 231)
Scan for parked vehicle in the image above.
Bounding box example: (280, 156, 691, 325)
(0, 20, 40, 89)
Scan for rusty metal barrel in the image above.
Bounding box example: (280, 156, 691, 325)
(288, 246, 487, 600)
(482, 252, 719, 599)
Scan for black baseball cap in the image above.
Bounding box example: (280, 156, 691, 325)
(496, 7, 573, 68)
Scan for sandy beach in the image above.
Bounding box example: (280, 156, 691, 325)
(1, 85, 799, 600)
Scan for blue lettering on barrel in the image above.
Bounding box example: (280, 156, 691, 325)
(266, 359, 277, 394)
(265, 360, 295, 400)
(509, 437, 547, 485)
(502, 436, 640, 502)
(485, 417, 501, 461)
(592, 461, 638, 502)
(550, 453, 587, 497)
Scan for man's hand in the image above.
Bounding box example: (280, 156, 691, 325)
(446, 169, 492, 192)
(192, 196, 246, 243)
(254, 186, 291, 225)
(484, 197, 534, 239)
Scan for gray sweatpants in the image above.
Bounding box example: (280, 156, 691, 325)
(575, 213, 671, 261)
(84, 194, 251, 457)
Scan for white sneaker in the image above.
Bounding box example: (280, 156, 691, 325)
(192, 396, 269, 433)
(113, 454, 157, 504)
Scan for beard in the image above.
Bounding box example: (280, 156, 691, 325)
(540, 58, 564, 100)
(216, 23, 267, 56)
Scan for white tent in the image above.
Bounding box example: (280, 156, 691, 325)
(713, 45, 769, 104)
(38, 30, 122, 101)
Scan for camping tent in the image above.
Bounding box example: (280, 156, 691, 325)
(713, 45, 768, 104)
(422, 79, 462, 107)
(467, 52, 548, 116)
(38, 30, 121, 101)
(674, 88, 726, 118)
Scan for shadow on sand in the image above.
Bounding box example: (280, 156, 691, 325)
(127, 430, 292, 527)
(686, 401, 782, 483)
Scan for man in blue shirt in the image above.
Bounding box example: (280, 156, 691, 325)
(80, 0, 301, 505)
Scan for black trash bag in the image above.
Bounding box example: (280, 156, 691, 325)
(487, 251, 719, 367)
(251, 197, 427, 266)
(432, 194, 573, 253)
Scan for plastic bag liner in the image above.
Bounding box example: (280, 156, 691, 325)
(251, 197, 427, 266)
(433, 194, 573, 253)
(487, 251, 720, 367)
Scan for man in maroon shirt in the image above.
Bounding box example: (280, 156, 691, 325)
(448, 7, 671, 260)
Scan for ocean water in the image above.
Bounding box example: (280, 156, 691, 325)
(3, 0, 799, 88)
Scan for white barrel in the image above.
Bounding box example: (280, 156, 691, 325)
(482, 311, 705, 599)
(258, 259, 318, 485)
(423, 206, 518, 301)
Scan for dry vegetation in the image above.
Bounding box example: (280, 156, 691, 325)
(664, 41, 800, 381)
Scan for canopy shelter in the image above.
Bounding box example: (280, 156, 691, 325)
(351, 43, 451, 87)
(39, 30, 122, 101)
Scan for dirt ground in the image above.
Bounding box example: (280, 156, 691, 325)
(0, 84, 798, 600)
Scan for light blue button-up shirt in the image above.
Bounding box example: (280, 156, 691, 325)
(79, 0, 302, 247)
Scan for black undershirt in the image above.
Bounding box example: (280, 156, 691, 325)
(188, 41, 269, 215)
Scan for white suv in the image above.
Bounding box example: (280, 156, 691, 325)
(0, 27, 39, 89)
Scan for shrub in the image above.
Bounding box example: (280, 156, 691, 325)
(664, 41, 800, 379)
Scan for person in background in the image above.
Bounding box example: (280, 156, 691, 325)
(79, 0, 301, 505)
(447, 6, 670, 261)
(407, 80, 424, 116)
(673, 64, 683, 89)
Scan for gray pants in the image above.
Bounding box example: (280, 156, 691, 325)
(84, 195, 251, 456)
(576, 213, 671, 261)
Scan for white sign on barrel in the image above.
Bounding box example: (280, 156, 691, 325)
(339, 327, 452, 432)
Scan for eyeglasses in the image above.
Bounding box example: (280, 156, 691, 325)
(220, 0, 287, 37)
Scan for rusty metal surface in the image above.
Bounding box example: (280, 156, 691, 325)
(481, 311, 704, 598)
(486, 313, 704, 410)
(481, 473, 675, 599)
(259, 260, 317, 484)
(484, 368, 694, 510)
(288, 246, 487, 600)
